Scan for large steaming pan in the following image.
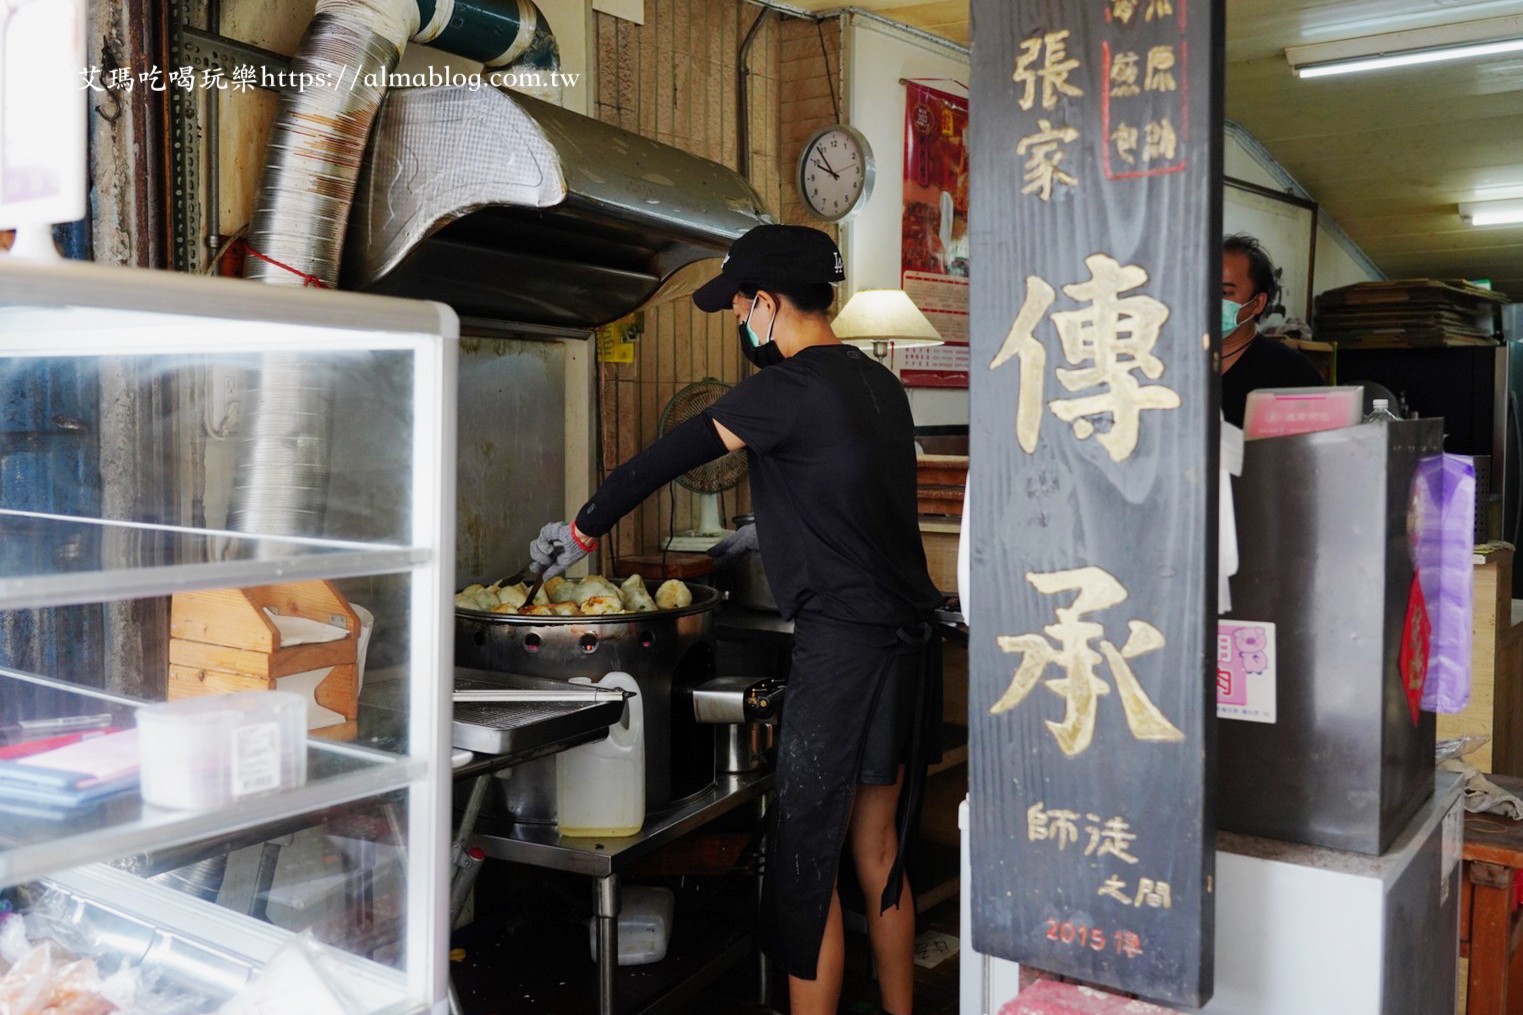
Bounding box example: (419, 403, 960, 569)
(453, 583, 721, 678)
(455, 582, 722, 812)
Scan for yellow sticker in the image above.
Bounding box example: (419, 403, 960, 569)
(597, 312, 643, 364)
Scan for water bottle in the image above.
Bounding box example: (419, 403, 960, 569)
(1363, 398, 1400, 423)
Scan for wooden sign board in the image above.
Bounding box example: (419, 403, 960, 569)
(967, 0, 1221, 1006)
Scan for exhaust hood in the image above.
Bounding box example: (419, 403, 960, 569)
(344, 86, 772, 330)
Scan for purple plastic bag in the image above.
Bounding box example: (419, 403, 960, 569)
(1410, 454, 1475, 714)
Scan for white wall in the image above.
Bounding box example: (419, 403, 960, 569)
(841, 13, 971, 427)
(1223, 132, 1380, 321)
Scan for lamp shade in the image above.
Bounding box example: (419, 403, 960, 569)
(832, 289, 944, 349)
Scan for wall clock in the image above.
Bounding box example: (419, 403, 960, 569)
(797, 123, 875, 223)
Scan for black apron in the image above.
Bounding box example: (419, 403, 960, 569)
(759, 610, 936, 980)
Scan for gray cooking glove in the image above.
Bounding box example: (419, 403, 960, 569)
(529, 521, 591, 579)
(707, 522, 759, 570)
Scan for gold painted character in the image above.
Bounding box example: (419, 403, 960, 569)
(1049, 254, 1182, 462)
(1134, 878, 1173, 909)
(1098, 874, 1132, 905)
(1145, 0, 1174, 21)
(1016, 119, 1080, 202)
(990, 276, 1056, 452)
(1144, 45, 1177, 92)
(1087, 815, 1140, 864)
(1013, 30, 1084, 111)
(1143, 118, 1178, 162)
(1027, 801, 1050, 841)
(991, 565, 1185, 757)
(1110, 51, 1141, 97)
(1111, 121, 1140, 165)
(1109, 0, 1139, 24)
(1048, 808, 1081, 850)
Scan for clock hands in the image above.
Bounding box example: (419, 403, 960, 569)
(810, 158, 840, 181)
(815, 144, 840, 179)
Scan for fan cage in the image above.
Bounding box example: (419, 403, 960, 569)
(659, 379, 747, 494)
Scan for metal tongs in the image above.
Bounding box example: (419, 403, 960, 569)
(494, 560, 547, 605)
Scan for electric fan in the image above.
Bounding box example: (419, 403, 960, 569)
(657, 378, 747, 551)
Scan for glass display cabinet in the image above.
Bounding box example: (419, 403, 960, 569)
(0, 257, 457, 1015)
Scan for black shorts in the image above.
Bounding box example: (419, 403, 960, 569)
(858, 649, 920, 785)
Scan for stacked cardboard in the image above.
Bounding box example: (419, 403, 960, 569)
(1314, 279, 1507, 346)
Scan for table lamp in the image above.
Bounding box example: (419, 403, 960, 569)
(832, 288, 944, 362)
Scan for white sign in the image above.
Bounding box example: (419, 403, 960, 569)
(1216, 620, 1276, 724)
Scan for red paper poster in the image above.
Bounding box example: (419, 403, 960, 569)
(901, 82, 969, 389)
(1399, 575, 1431, 726)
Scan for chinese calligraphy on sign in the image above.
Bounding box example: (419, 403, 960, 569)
(1099, 875, 1173, 909)
(1144, 46, 1177, 91)
(1013, 30, 1084, 110)
(990, 566, 1184, 757)
(1027, 803, 1140, 863)
(1101, 1, 1188, 181)
(989, 253, 1179, 462)
(1017, 120, 1081, 202)
(1011, 29, 1084, 203)
(970, 0, 1215, 1000)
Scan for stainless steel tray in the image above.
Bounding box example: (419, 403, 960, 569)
(451, 674, 626, 755)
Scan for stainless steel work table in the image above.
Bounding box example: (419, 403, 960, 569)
(468, 771, 773, 1015)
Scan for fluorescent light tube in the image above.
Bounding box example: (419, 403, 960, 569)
(1286, 14, 1523, 78)
(1460, 200, 1523, 227)
(1295, 36, 1523, 78)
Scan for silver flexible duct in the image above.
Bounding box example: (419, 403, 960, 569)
(231, 0, 558, 535)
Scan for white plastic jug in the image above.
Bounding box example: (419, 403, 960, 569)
(555, 671, 645, 837)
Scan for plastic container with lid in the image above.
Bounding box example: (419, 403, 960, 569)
(137, 690, 307, 810)
(586, 885, 675, 965)
(555, 671, 644, 837)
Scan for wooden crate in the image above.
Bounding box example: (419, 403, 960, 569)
(1437, 546, 1523, 775)
(921, 521, 960, 598)
(169, 580, 361, 722)
(918, 454, 967, 518)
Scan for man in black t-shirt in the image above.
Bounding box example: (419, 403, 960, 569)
(528, 225, 939, 1015)
(1220, 233, 1324, 428)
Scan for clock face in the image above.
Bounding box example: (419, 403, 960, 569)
(798, 125, 875, 222)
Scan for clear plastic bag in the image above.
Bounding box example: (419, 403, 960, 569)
(0, 888, 216, 1015)
(1410, 454, 1475, 713)
(218, 930, 366, 1015)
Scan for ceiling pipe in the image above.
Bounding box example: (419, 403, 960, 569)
(231, 0, 558, 536)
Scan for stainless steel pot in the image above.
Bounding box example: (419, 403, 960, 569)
(727, 514, 777, 612)
(455, 583, 721, 815)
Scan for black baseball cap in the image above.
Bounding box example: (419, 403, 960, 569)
(692, 224, 845, 312)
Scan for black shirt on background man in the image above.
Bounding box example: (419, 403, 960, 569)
(1220, 335, 1325, 429)
(1221, 233, 1324, 428)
